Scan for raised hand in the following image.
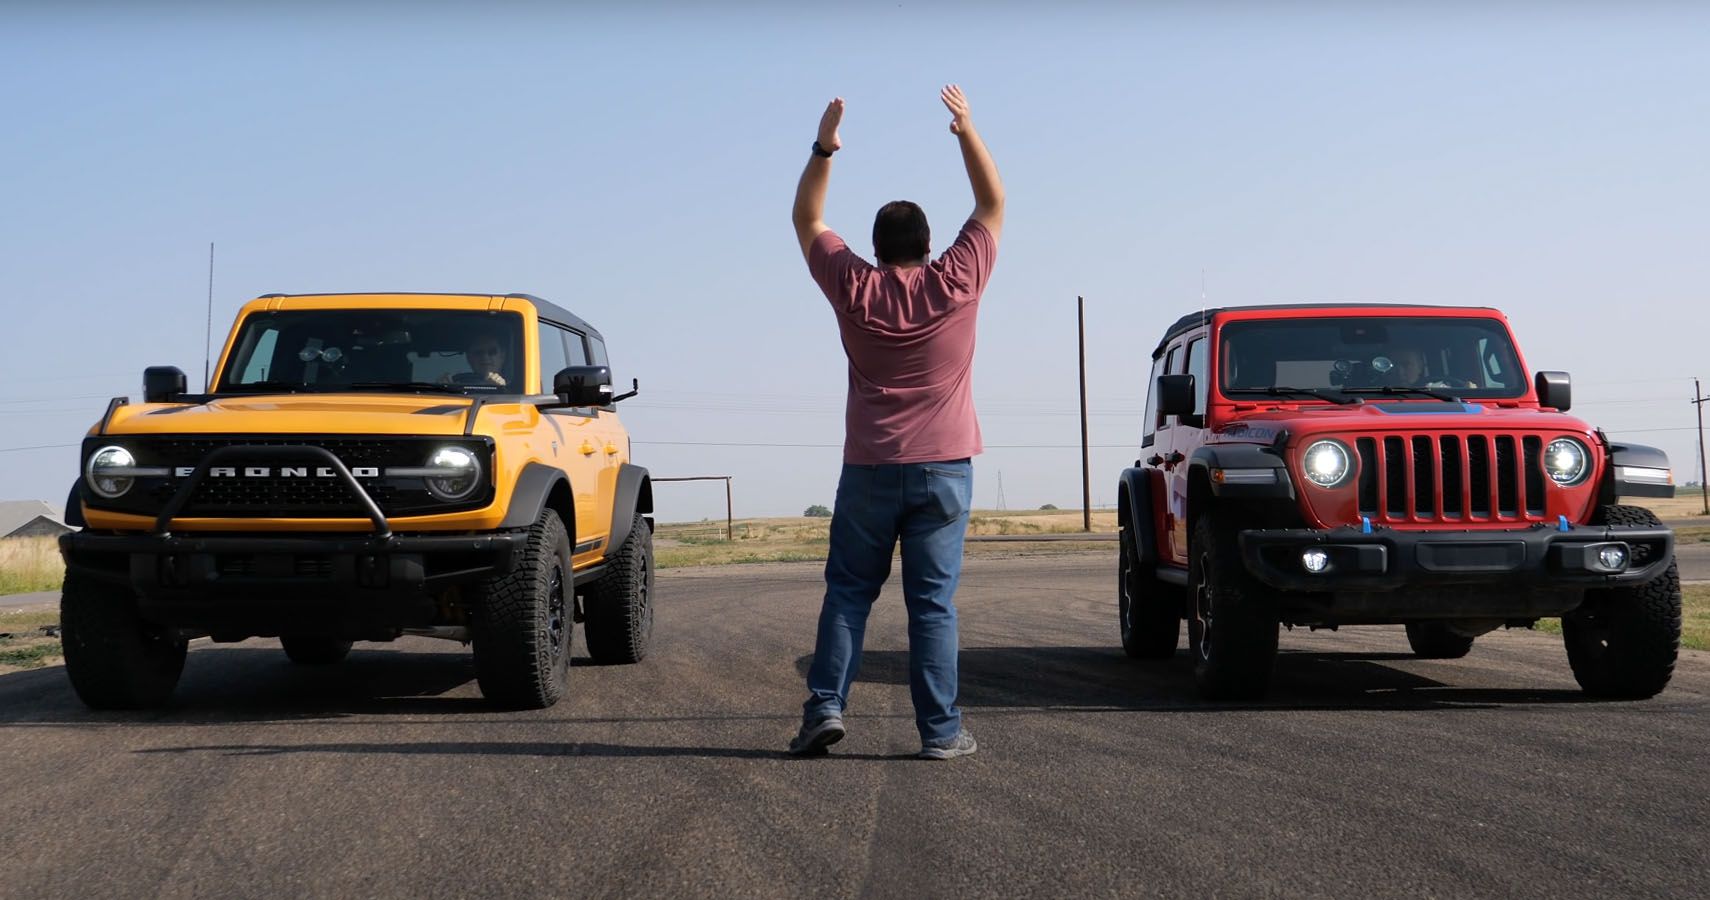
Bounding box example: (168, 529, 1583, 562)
(818, 97, 845, 153)
(940, 84, 972, 135)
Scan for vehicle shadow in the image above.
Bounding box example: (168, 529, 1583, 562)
(0, 646, 501, 725)
(794, 646, 1597, 712)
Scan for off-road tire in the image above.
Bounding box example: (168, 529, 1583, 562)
(1119, 524, 1180, 659)
(1562, 504, 1680, 699)
(1404, 622, 1476, 659)
(280, 636, 353, 665)
(584, 513, 655, 665)
(470, 508, 573, 709)
(60, 572, 187, 709)
(1187, 513, 1279, 700)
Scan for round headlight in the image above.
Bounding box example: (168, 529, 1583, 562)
(1544, 438, 1589, 485)
(86, 445, 137, 499)
(1302, 440, 1353, 488)
(423, 446, 481, 501)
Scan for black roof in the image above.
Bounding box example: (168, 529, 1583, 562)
(256, 292, 603, 341)
(1154, 302, 1498, 357)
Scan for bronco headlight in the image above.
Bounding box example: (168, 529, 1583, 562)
(1544, 438, 1590, 486)
(1302, 440, 1353, 488)
(86, 445, 138, 499)
(422, 446, 482, 501)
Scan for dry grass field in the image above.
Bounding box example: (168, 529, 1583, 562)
(0, 536, 63, 596)
(654, 508, 1119, 569)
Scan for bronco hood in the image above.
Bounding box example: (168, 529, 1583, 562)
(95, 394, 478, 437)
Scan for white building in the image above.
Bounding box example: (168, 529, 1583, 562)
(0, 500, 72, 539)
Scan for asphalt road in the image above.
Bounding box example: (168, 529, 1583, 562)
(2, 553, 1707, 899)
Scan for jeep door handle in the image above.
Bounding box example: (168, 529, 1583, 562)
(1162, 452, 1185, 468)
(1146, 455, 1164, 467)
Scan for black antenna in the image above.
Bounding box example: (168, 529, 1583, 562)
(203, 242, 214, 391)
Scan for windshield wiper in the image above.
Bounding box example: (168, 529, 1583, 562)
(1342, 386, 1464, 402)
(1225, 386, 1361, 406)
(344, 382, 493, 394)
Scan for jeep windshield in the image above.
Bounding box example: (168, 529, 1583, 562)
(217, 309, 525, 394)
(1218, 316, 1526, 401)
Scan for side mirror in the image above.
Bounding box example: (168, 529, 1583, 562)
(1157, 373, 1196, 417)
(1535, 371, 1571, 411)
(143, 366, 187, 403)
(553, 365, 613, 407)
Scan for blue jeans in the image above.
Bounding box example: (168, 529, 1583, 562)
(803, 459, 973, 744)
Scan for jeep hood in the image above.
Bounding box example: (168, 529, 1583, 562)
(94, 394, 479, 437)
(1211, 401, 1597, 444)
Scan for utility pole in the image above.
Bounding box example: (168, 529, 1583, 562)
(1078, 296, 1091, 532)
(1694, 377, 1709, 515)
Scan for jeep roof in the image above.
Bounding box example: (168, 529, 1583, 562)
(1153, 303, 1503, 356)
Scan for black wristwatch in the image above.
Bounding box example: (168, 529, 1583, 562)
(812, 140, 835, 158)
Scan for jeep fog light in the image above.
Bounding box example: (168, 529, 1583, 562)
(1597, 544, 1629, 571)
(1302, 440, 1352, 488)
(86, 445, 138, 498)
(1301, 549, 1331, 574)
(423, 446, 481, 501)
(1544, 438, 1589, 485)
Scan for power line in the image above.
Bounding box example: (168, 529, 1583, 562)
(0, 443, 79, 454)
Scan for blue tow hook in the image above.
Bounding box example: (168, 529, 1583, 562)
(1557, 515, 1571, 532)
(1361, 516, 1373, 534)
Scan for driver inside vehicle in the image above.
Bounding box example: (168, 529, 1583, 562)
(1385, 346, 1475, 389)
(445, 333, 509, 388)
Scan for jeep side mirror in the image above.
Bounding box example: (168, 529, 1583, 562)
(1535, 371, 1571, 411)
(553, 365, 613, 407)
(143, 366, 188, 403)
(1157, 373, 1196, 417)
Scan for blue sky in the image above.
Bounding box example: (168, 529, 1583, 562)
(3, 4, 1707, 519)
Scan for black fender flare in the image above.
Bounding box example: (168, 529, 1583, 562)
(499, 463, 575, 533)
(605, 463, 653, 557)
(1116, 467, 1159, 569)
(64, 479, 87, 529)
(1600, 440, 1675, 502)
(1188, 444, 1295, 501)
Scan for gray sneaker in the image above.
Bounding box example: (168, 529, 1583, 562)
(918, 728, 977, 760)
(787, 714, 846, 756)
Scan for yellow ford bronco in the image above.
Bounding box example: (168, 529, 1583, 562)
(58, 292, 654, 710)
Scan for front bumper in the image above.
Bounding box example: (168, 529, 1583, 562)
(1239, 523, 1674, 594)
(60, 530, 527, 635)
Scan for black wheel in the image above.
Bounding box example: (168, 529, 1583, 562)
(1404, 622, 1475, 659)
(60, 572, 187, 709)
(470, 508, 573, 709)
(1187, 513, 1279, 700)
(280, 636, 353, 665)
(584, 513, 655, 665)
(1119, 525, 1180, 659)
(1562, 504, 1680, 699)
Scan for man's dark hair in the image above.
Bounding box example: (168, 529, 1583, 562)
(872, 201, 930, 265)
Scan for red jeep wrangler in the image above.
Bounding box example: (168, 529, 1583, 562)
(1116, 304, 1680, 700)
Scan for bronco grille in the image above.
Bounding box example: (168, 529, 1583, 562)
(87, 435, 493, 519)
(1354, 434, 1548, 523)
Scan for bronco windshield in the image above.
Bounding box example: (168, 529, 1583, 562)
(1218, 316, 1526, 400)
(217, 309, 525, 394)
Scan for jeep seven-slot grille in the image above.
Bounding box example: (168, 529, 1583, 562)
(1354, 434, 1546, 523)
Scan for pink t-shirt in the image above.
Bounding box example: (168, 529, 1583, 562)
(808, 219, 998, 465)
